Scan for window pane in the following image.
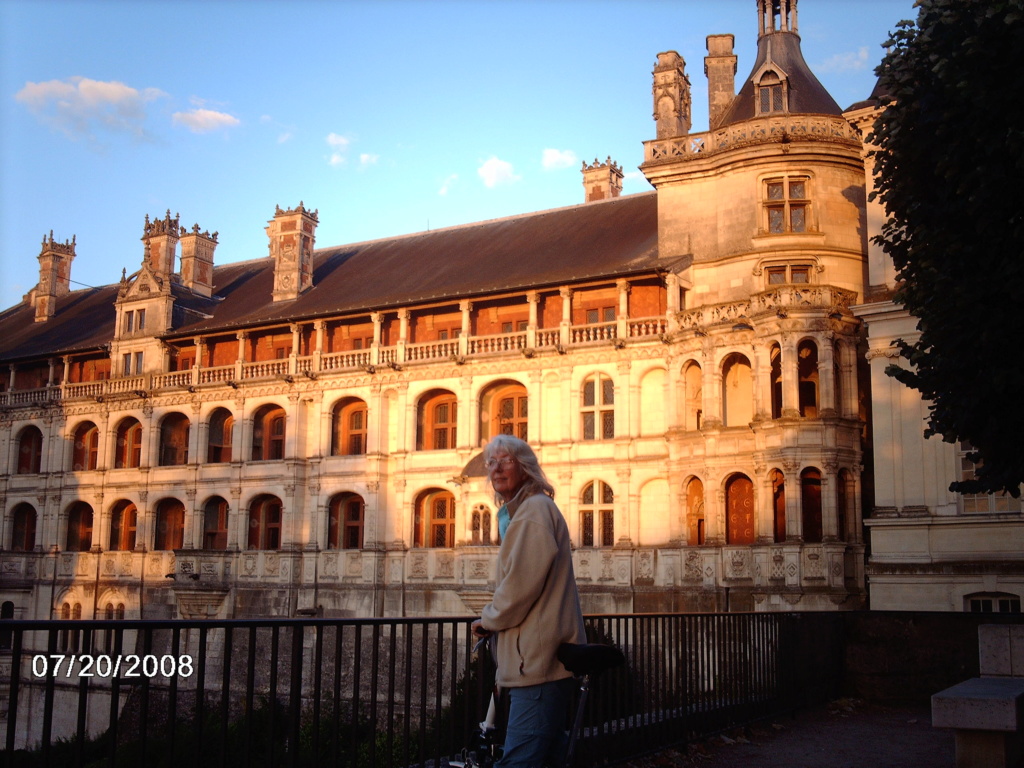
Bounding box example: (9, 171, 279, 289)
(771, 84, 783, 111)
(601, 482, 614, 504)
(602, 411, 615, 439)
(582, 512, 594, 547)
(759, 87, 771, 113)
(790, 205, 806, 233)
(602, 378, 614, 405)
(586, 309, 599, 324)
(791, 266, 810, 283)
(582, 483, 594, 505)
(583, 380, 595, 407)
(768, 207, 784, 233)
(767, 182, 784, 200)
(583, 412, 595, 440)
(789, 180, 806, 199)
(601, 510, 615, 546)
(768, 267, 787, 284)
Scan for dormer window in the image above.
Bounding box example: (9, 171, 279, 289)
(757, 71, 786, 115)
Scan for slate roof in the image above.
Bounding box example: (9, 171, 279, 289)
(716, 29, 842, 128)
(0, 191, 664, 364)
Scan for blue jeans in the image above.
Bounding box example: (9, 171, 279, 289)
(497, 677, 575, 768)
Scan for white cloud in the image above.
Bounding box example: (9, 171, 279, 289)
(172, 108, 240, 133)
(542, 148, 577, 170)
(15, 76, 166, 140)
(817, 47, 870, 73)
(277, 132, 293, 144)
(327, 132, 351, 166)
(439, 173, 458, 196)
(478, 156, 520, 188)
(359, 153, 379, 166)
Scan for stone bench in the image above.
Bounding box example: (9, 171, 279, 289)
(932, 625, 1024, 768)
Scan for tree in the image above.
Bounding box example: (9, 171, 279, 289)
(870, 0, 1024, 496)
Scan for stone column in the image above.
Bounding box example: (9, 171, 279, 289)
(781, 334, 800, 418)
(459, 300, 472, 356)
(370, 311, 382, 366)
(818, 333, 836, 416)
(526, 291, 539, 348)
(559, 288, 573, 347)
(616, 279, 631, 340)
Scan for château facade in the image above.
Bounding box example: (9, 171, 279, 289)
(8, 0, 1014, 628)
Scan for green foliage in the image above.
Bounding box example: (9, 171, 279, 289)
(870, 0, 1024, 495)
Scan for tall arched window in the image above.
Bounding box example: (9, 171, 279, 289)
(251, 405, 286, 461)
(836, 469, 852, 543)
(581, 374, 614, 440)
(16, 426, 43, 474)
(327, 493, 365, 549)
(798, 340, 819, 418)
(72, 421, 100, 471)
(207, 408, 234, 463)
(11, 503, 37, 551)
(769, 344, 783, 419)
(114, 418, 143, 469)
(248, 495, 283, 550)
(159, 412, 191, 466)
(414, 489, 455, 548)
(686, 478, 705, 546)
(331, 399, 368, 456)
(722, 354, 753, 427)
(801, 468, 823, 543)
(725, 474, 755, 545)
(203, 496, 229, 550)
(682, 362, 703, 432)
(66, 502, 94, 551)
(108, 501, 138, 551)
(581, 480, 614, 547)
(417, 391, 458, 450)
(770, 469, 786, 543)
(60, 602, 82, 652)
(471, 504, 493, 545)
(154, 498, 185, 550)
(480, 381, 528, 442)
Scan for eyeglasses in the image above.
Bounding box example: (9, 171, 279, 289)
(484, 457, 517, 471)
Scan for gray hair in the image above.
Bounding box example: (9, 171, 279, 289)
(483, 434, 555, 502)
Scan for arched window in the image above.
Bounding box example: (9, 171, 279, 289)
(72, 421, 100, 471)
(331, 399, 368, 456)
(725, 474, 755, 545)
(682, 362, 703, 432)
(60, 602, 83, 652)
(417, 390, 458, 450)
(207, 408, 234, 463)
(248, 495, 283, 550)
(798, 340, 819, 418)
(836, 469, 853, 542)
(0, 600, 14, 650)
(581, 374, 614, 440)
(203, 496, 229, 550)
(159, 412, 191, 466)
(581, 480, 614, 547)
(480, 381, 528, 442)
(16, 426, 43, 474)
(769, 344, 783, 419)
(771, 469, 786, 543)
(11, 503, 37, 551)
(414, 489, 455, 548)
(154, 498, 185, 550)
(108, 501, 138, 551)
(756, 70, 786, 114)
(114, 418, 143, 469)
(471, 504, 493, 545)
(251, 404, 286, 461)
(101, 601, 125, 653)
(66, 502, 93, 551)
(722, 354, 753, 427)
(686, 478, 705, 546)
(801, 468, 823, 543)
(327, 493, 365, 549)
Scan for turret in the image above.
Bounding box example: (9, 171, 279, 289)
(33, 231, 76, 322)
(581, 157, 623, 203)
(267, 202, 318, 302)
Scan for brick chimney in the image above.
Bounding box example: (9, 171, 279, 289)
(142, 210, 180, 278)
(180, 223, 218, 297)
(34, 232, 76, 322)
(705, 34, 737, 129)
(267, 202, 318, 302)
(582, 157, 624, 203)
(652, 51, 691, 139)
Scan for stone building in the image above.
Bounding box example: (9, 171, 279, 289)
(4, 0, 946, 629)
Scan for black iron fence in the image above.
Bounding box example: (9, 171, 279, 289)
(0, 612, 835, 768)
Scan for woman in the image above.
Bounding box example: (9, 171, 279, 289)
(471, 435, 586, 768)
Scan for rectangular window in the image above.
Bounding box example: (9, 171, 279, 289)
(764, 177, 810, 234)
(134, 352, 144, 374)
(124, 311, 134, 334)
(123, 354, 132, 375)
(137, 309, 146, 330)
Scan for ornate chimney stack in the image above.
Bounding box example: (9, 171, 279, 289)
(142, 210, 180, 278)
(652, 51, 691, 139)
(34, 231, 76, 322)
(267, 202, 318, 302)
(705, 34, 737, 129)
(180, 223, 218, 297)
(582, 157, 624, 203)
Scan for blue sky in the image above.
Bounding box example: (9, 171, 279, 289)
(0, 0, 915, 310)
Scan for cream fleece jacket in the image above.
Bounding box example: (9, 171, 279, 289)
(480, 490, 586, 688)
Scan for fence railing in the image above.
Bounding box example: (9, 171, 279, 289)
(0, 612, 818, 767)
